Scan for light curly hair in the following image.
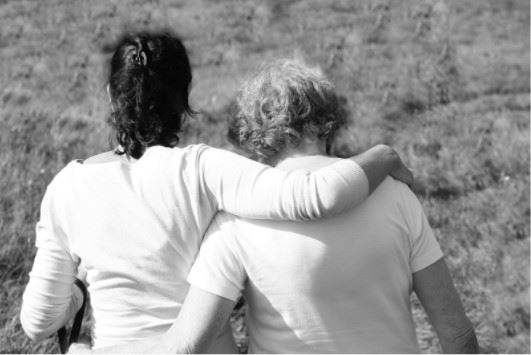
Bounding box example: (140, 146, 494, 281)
(229, 59, 345, 164)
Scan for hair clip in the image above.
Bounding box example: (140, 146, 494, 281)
(132, 51, 147, 66)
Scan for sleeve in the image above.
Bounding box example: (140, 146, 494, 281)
(196, 145, 369, 221)
(397, 183, 444, 273)
(187, 214, 246, 302)
(20, 181, 82, 341)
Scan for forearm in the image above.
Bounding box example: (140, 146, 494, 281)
(21, 248, 81, 341)
(413, 259, 479, 354)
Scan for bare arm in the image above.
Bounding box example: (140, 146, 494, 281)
(90, 286, 236, 354)
(353, 144, 413, 192)
(413, 258, 479, 353)
(162, 286, 236, 354)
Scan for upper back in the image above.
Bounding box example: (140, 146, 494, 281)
(230, 156, 417, 289)
(202, 155, 441, 353)
(231, 175, 417, 306)
(45, 145, 218, 347)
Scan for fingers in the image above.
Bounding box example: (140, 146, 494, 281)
(390, 164, 414, 188)
(403, 166, 414, 188)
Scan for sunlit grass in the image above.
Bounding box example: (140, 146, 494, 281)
(0, 0, 528, 353)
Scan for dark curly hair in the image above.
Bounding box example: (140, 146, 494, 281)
(229, 59, 345, 164)
(107, 31, 193, 159)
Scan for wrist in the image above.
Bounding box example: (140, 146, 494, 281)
(376, 144, 399, 171)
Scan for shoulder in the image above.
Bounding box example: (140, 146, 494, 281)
(203, 213, 244, 252)
(144, 144, 213, 164)
(174, 143, 211, 156)
(83, 150, 121, 164)
(39, 162, 81, 225)
(105, 144, 213, 175)
(388, 178, 422, 209)
(150, 144, 214, 179)
(383, 178, 431, 237)
(45, 161, 80, 195)
(188, 144, 248, 164)
(369, 177, 403, 201)
(372, 177, 415, 200)
(208, 212, 239, 236)
(366, 177, 424, 220)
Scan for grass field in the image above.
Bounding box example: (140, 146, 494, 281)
(0, 0, 529, 353)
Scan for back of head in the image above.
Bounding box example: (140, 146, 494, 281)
(229, 59, 345, 164)
(108, 31, 193, 159)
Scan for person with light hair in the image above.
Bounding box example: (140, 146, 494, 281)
(89, 58, 478, 353)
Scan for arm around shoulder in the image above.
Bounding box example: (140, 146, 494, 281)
(197, 144, 409, 221)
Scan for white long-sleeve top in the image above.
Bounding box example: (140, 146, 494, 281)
(20, 144, 368, 348)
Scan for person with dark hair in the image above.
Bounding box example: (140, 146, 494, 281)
(20, 33, 412, 351)
(103, 59, 479, 353)
(107, 32, 193, 159)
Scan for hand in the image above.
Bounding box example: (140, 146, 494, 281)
(68, 342, 92, 354)
(352, 144, 414, 193)
(389, 155, 414, 188)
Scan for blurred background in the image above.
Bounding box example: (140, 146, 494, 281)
(0, 0, 529, 353)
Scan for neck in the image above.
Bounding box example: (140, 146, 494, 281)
(276, 139, 327, 164)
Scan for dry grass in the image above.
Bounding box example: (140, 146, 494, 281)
(0, 0, 529, 353)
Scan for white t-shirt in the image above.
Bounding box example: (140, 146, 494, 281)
(188, 155, 443, 353)
(20, 145, 369, 348)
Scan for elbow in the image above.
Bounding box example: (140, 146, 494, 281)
(314, 192, 338, 219)
(23, 329, 49, 343)
(20, 304, 57, 342)
(20, 314, 50, 342)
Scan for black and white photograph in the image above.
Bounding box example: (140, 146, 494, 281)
(0, 0, 529, 353)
